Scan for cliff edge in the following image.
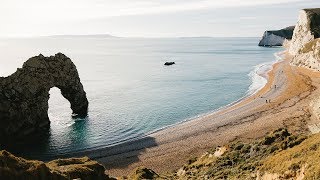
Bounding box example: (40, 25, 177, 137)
(289, 8, 320, 55)
(289, 8, 320, 71)
(0, 150, 114, 180)
(0, 53, 88, 143)
(258, 26, 294, 47)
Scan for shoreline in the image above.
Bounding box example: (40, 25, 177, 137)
(45, 51, 282, 160)
(143, 50, 286, 138)
(96, 50, 319, 176)
(52, 50, 282, 156)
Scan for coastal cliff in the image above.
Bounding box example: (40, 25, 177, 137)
(289, 9, 320, 55)
(258, 26, 294, 47)
(291, 39, 320, 70)
(0, 53, 88, 143)
(161, 8, 320, 179)
(289, 9, 320, 70)
(3, 7, 320, 180)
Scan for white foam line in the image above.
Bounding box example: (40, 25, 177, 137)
(146, 50, 287, 136)
(73, 50, 287, 151)
(247, 50, 286, 96)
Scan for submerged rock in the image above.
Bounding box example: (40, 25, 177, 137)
(164, 62, 175, 66)
(0, 150, 114, 180)
(258, 26, 294, 47)
(0, 53, 88, 143)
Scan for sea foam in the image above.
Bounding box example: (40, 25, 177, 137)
(247, 51, 285, 96)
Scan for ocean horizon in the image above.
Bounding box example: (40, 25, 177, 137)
(0, 36, 282, 160)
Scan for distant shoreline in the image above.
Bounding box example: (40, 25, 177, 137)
(54, 47, 312, 177)
(51, 50, 284, 161)
(98, 49, 318, 176)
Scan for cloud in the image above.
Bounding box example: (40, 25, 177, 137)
(0, 0, 305, 37)
(1, 0, 303, 21)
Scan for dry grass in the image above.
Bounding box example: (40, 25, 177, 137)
(300, 39, 320, 54)
(128, 167, 159, 180)
(161, 128, 306, 180)
(0, 150, 112, 180)
(261, 132, 320, 179)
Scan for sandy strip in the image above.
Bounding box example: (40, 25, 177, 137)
(85, 52, 320, 176)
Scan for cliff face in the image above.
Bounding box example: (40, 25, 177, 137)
(0, 150, 113, 180)
(0, 53, 88, 142)
(291, 39, 320, 70)
(289, 9, 320, 71)
(289, 8, 320, 55)
(258, 26, 294, 47)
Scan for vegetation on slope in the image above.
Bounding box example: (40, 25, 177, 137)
(261, 132, 320, 179)
(0, 150, 115, 180)
(161, 128, 306, 179)
(2, 128, 320, 180)
(126, 128, 309, 179)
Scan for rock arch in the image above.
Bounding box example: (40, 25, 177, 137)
(0, 53, 88, 142)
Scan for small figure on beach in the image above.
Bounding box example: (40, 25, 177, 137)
(274, 85, 277, 89)
(266, 100, 268, 103)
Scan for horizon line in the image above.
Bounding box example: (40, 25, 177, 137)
(0, 34, 261, 39)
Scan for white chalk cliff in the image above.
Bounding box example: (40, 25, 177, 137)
(289, 8, 320, 71)
(258, 26, 294, 47)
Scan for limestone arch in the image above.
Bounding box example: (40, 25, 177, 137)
(0, 53, 88, 142)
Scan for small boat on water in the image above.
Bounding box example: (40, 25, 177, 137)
(164, 62, 175, 66)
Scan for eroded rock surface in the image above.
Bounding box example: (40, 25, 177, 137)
(0, 53, 88, 142)
(289, 8, 320, 71)
(289, 8, 320, 55)
(258, 26, 294, 47)
(291, 38, 320, 71)
(0, 150, 113, 180)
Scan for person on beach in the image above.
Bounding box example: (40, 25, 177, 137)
(266, 100, 268, 103)
(274, 85, 277, 89)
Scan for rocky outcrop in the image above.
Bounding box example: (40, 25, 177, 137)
(258, 26, 294, 47)
(291, 39, 320, 70)
(288, 8, 320, 70)
(0, 150, 114, 180)
(129, 167, 159, 180)
(0, 53, 88, 143)
(164, 62, 175, 66)
(289, 8, 320, 55)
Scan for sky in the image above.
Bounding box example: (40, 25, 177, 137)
(1, 0, 320, 37)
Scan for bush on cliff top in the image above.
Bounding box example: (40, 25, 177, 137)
(0, 150, 114, 180)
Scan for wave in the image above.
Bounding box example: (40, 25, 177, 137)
(146, 50, 286, 136)
(246, 51, 285, 96)
(43, 50, 288, 158)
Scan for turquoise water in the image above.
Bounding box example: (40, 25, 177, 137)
(0, 37, 281, 159)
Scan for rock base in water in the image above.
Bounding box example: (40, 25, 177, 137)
(258, 26, 294, 47)
(0, 53, 88, 143)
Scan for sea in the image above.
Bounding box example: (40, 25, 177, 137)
(0, 37, 282, 160)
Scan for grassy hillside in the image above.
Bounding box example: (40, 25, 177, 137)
(2, 128, 320, 179)
(262, 132, 320, 179)
(120, 128, 312, 179)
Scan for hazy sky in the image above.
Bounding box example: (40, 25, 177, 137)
(2, 0, 320, 37)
